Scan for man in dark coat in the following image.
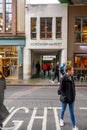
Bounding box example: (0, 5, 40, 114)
(0, 72, 9, 130)
(59, 66, 79, 130)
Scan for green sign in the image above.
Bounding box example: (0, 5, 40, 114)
(59, 0, 71, 4)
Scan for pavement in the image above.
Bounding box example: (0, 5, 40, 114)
(6, 77, 87, 86)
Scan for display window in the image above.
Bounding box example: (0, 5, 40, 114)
(74, 53, 87, 77)
(0, 46, 18, 78)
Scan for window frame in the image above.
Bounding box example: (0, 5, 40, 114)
(74, 17, 87, 43)
(40, 17, 52, 40)
(56, 17, 62, 39)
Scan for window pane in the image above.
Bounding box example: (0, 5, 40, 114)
(74, 18, 81, 32)
(6, 0, 12, 3)
(31, 18, 37, 39)
(0, 2, 3, 32)
(6, 4, 12, 13)
(5, 1, 12, 32)
(40, 18, 52, 39)
(82, 19, 87, 42)
(56, 17, 61, 38)
(0, 0, 2, 3)
(74, 33, 81, 42)
(6, 13, 12, 32)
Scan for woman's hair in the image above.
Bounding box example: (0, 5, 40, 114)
(66, 66, 73, 72)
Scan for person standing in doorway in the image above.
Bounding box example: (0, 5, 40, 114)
(59, 66, 79, 130)
(35, 61, 40, 77)
(51, 61, 60, 84)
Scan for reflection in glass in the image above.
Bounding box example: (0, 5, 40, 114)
(6, 0, 12, 3)
(40, 18, 52, 39)
(31, 18, 37, 39)
(74, 17, 87, 43)
(5, 0, 12, 32)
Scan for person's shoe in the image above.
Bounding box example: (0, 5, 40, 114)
(0, 127, 2, 130)
(51, 80, 54, 84)
(72, 126, 79, 130)
(60, 119, 64, 126)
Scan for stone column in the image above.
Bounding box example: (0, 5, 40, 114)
(24, 48, 31, 79)
(18, 46, 23, 79)
(52, 17, 55, 39)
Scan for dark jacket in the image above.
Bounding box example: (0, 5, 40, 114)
(0, 76, 6, 105)
(60, 74, 75, 103)
(0, 73, 9, 123)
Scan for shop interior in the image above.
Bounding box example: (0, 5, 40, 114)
(0, 46, 18, 78)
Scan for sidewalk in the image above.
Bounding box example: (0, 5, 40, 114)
(6, 78, 87, 86)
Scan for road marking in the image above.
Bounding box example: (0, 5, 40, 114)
(53, 108, 61, 130)
(27, 107, 47, 130)
(79, 107, 87, 110)
(3, 107, 61, 130)
(3, 107, 29, 128)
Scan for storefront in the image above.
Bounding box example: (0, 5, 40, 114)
(24, 4, 68, 79)
(68, 5, 87, 78)
(0, 39, 25, 79)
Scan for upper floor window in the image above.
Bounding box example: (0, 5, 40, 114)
(0, 0, 12, 33)
(5, 0, 12, 32)
(56, 17, 62, 39)
(0, 0, 3, 32)
(40, 18, 52, 39)
(74, 17, 87, 43)
(31, 18, 37, 39)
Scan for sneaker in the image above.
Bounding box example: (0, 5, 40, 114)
(51, 80, 54, 84)
(60, 119, 64, 126)
(72, 126, 79, 130)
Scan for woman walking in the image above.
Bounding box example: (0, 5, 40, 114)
(59, 66, 79, 130)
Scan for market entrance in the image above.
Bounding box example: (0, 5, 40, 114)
(31, 49, 61, 78)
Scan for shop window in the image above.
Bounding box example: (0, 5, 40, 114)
(40, 18, 52, 39)
(31, 18, 37, 39)
(74, 17, 87, 43)
(0, 46, 18, 78)
(56, 17, 62, 38)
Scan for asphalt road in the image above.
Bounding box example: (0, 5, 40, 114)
(2, 86, 87, 130)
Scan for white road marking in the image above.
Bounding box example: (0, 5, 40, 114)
(79, 107, 87, 110)
(53, 107, 61, 130)
(3, 107, 61, 130)
(3, 107, 29, 128)
(27, 107, 47, 130)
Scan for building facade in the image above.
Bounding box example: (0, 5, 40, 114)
(24, 3, 68, 79)
(0, 0, 25, 79)
(68, 5, 87, 76)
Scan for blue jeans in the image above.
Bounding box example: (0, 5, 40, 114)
(60, 101, 76, 127)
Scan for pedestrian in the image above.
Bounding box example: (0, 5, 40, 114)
(60, 63, 66, 76)
(51, 61, 60, 84)
(0, 71, 9, 130)
(59, 66, 79, 130)
(35, 61, 40, 77)
(42, 63, 47, 77)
